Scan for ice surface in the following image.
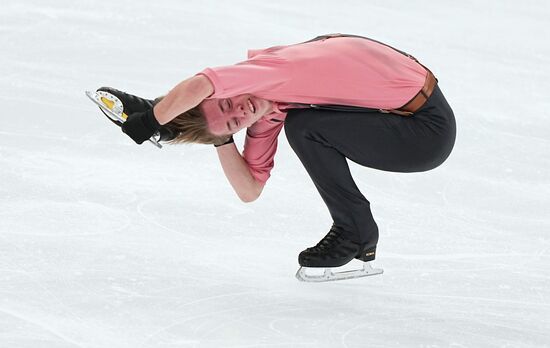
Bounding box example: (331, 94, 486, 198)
(1, 0, 549, 347)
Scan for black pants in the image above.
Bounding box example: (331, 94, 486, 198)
(284, 86, 456, 246)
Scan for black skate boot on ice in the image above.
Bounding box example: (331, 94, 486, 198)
(296, 225, 383, 282)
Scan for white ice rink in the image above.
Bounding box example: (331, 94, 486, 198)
(1, 1, 549, 347)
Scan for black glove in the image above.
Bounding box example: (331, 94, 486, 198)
(121, 108, 161, 144)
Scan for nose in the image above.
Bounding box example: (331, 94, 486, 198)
(236, 103, 248, 117)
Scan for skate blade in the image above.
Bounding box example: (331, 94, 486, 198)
(295, 262, 383, 282)
(85, 90, 127, 122)
(85, 90, 162, 149)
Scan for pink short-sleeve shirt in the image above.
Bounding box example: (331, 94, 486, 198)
(198, 36, 428, 183)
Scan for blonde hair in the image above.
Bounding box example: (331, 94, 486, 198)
(154, 97, 229, 145)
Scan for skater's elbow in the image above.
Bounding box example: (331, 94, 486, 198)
(238, 190, 260, 203)
(237, 181, 264, 203)
(239, 194, 258, 203)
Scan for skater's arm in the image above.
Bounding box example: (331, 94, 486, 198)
(216, 143, 265, 203)
(153, 75, 213, 125)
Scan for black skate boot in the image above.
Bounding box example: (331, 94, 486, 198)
(96, 87, 177, 142)
(296, 225, 382, 282)
(298, 225, 376, 268)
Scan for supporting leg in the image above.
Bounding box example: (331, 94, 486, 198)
(284, 109, 379, 245)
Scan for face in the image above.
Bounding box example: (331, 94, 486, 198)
(199, 94, 273, 136)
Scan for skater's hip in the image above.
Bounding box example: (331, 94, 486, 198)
(410, 85, 457, 171)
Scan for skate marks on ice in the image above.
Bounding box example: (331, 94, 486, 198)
(0, 233, 127, 348)
(136, 279, 550, 348)
(137, 290, 303, 347)
(135, 196, 256, 245)
(0, 200, 130, 237)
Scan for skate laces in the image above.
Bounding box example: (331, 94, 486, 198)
(314, 226, 345, 251)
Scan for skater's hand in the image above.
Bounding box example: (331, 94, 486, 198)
(121, 108, 161, 144)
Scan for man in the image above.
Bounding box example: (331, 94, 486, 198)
(98, 34, 456, 281)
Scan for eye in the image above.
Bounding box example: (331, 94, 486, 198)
(225, 99, 232, 110)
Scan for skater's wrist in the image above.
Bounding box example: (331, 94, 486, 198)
(213, 135, 234, 147)
(143, 107, 161, 130)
